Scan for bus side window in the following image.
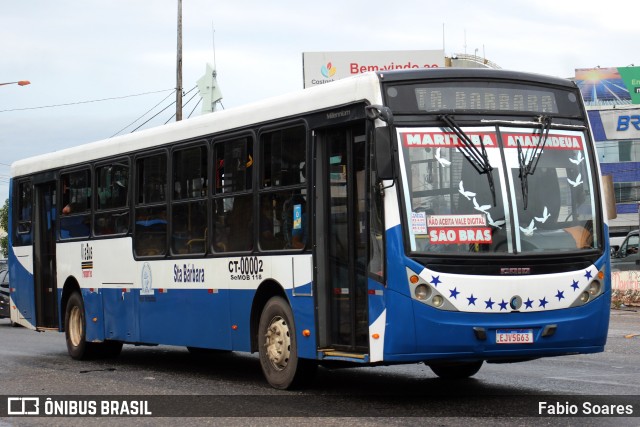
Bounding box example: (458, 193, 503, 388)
(60, 170, 91, 239)
(212, 136, 254, 253)
(259, 125, 307, 251)
(14, 180, 33, 246)
(171, 145, 208, 255)
(135, 153, 168, 256)
(227, 195, 253, 252)
(282, 194, 307, 249)
(95, 161, 130, 236)
(212, 195, 253, 253)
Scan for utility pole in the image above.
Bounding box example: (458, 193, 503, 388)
(176, 0, 183, 121)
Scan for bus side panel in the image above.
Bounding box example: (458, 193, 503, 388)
(229, 289, 254, 352)
(384, 224, 412, 298)
(368, 279, 387, 362)
(287, 285, 316, 360)
(137, 288, 232, 349)
(8, 245, 36, 329)
(188, 289, 232, 350)
(82, 288, 105, 342)
(383, 288, 418, 355)
(380, 224, 418, 355)
(7, 180, 37, 329)
(56, 240, 139, 342)
(103, 288, 139, 342)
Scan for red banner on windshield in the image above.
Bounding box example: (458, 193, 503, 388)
(502, 133, 584, 150)
(401, 131, 584, 150)
(401, 132, 498, 148)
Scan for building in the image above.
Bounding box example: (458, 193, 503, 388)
(575, 67, 640, 236)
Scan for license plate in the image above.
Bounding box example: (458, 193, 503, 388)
(496, 329, 534, 344)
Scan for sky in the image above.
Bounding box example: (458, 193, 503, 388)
(1, 0, 638, 204)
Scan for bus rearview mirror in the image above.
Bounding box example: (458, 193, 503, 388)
(375, 127, 394, 180)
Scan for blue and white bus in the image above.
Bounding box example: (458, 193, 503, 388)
(9, 68, 611, 389)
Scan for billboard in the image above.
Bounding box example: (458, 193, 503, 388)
(575, 66, 640, 106)
(588, 108, 640, 141)
(302, 50, 444, 88)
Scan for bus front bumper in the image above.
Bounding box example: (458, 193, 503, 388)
(381, 292, 610, 363)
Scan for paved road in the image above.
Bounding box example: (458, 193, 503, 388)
(0, 309, 639, 426)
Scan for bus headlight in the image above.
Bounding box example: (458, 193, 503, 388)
(571, 266, 606, 307)
(579, 291, 590, 303)
(432, 295, 444, 307)
(414, 284, 430, 300)
(587, 281, 601, 296)
(406, 267, 457, 311)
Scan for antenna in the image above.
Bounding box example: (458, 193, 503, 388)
(464, 29, 467, 55)
(212, 21, 217, 70)
(197, 24, 223, 114)
(442, 23, 445, 54)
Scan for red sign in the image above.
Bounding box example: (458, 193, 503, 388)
(429, 227, 493, 244)
(401, 131, 584, 151)
(402, 132, 498, 148)
(502, 133, 584, 150)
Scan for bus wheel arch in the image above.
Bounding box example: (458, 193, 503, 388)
(61, 277, 122, 360)
(257, 294, 316, 389)
(60, 276, 82, 332)
(250, 280, 288, 353)
(250, 280, 316, 388)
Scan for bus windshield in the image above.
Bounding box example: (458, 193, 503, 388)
(397, 124, 599, 254)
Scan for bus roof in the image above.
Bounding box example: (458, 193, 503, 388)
(376, 67, 576, 88)
(11, 71, 384, 178)
(11, 68, 574, 178)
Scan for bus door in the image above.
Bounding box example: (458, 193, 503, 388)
(315, 123, 369, 353)
(33, 180, 58, 328)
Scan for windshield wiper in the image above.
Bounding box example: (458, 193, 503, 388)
(517, 115, 552, 209)
(439, 114, 496, 206)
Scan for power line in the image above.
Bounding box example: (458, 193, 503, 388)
(110, 90, 177, 138)
(188, 98, 202, 119)
(162, 86, 199, 124)
(130, 101, 177, 133)
(0, 89, 175, 113)
(111, 85, 198, 134)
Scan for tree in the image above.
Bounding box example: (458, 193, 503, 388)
(0, 198, 8, 258)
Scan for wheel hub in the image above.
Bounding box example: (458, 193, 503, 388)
(264, 316, 291, 370)
(69, 306, 83, 347)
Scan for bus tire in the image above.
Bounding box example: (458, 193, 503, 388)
(64, 292, 94, 360)
(429, 360, 483, 379)
(258, 296, 316, 389)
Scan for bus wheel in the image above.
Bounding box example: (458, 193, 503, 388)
(65, 292, 93, 360)
(258, 296, 316, 389)
(429, 361, 483, 379)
